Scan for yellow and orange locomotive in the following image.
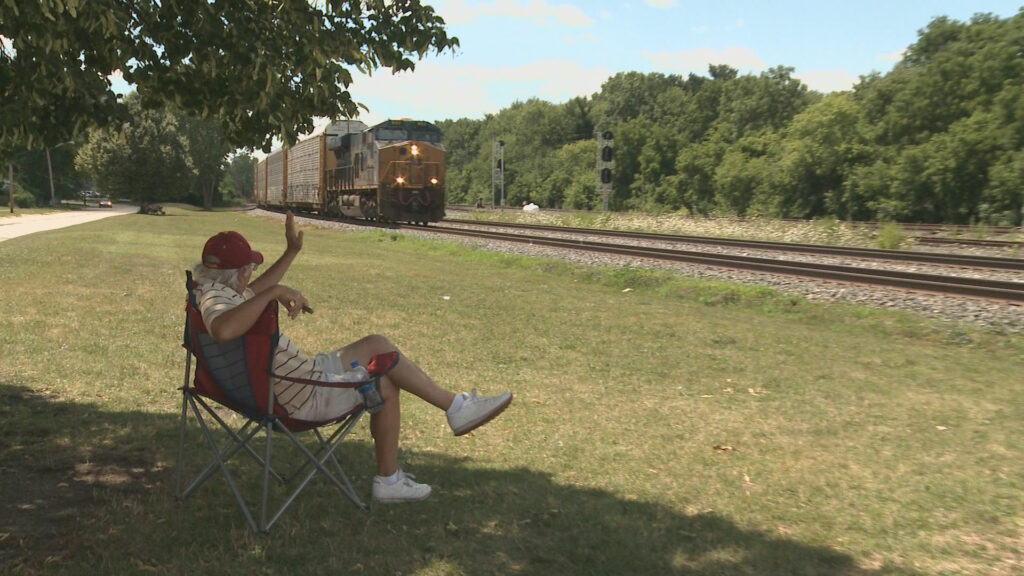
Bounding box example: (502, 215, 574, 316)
(255, 119, 446, 225)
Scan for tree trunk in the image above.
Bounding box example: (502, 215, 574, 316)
(202, 174, 215, 210)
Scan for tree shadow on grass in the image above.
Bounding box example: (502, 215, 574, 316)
(0, 382, 919, 575)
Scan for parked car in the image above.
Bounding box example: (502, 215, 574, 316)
(97, 197, 112, 208)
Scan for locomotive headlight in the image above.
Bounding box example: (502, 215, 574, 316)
(429, 177, 439, 185)
(410, 144, 420, 156)
(395, 176, 405, 185)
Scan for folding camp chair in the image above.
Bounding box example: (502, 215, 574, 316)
(174, 271, 399, 533)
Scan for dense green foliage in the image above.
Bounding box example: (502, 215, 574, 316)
(220, 153, 258, 206)
(3, 143, 84, 205)
(440, 11, 1024, 225)
(2, 0, 455, 207)
(5, 94, 253, 208)
(73, 94, 224, 205)
(0, 0, 457, 153)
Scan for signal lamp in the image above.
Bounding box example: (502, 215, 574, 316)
(396, 176, 405, 185)
(430, 177, 439, 185)
(411, 144, 420, 156)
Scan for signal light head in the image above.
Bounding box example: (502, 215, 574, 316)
(410, 144, 420, 156)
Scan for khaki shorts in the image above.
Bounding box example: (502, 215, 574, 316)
(287, 352, 361, 421)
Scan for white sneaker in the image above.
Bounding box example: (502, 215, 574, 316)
(372, 470, 431, 504)
(447, 389, 513, 436)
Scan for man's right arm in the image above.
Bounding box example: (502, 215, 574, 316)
(206, 286, 283, 342)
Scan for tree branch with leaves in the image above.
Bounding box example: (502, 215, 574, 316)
(0, 0, 458, 153)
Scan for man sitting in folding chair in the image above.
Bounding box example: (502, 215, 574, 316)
(191, 212, 513, 504)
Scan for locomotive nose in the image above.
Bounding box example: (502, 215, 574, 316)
(401, 189, 430, 206)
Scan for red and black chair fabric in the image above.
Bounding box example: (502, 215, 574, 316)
(174, 271, 398, 532)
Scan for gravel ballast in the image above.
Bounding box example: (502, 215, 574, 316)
(259, 210, 1024, 333)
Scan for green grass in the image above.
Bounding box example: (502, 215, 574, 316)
(1, 207, 1022, 575)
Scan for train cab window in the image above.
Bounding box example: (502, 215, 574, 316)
(377, 128, 407, 141)
(354, 153, 361, 177)
(411, 130, 440, 143)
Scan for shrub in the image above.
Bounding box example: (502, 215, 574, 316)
(876, 222, 905, 249)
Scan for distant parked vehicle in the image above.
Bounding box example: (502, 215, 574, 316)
(139, 202, 164, 215)
(97, 197, 112, 208)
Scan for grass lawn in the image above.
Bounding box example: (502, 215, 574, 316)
(1, 207, 1021, 575)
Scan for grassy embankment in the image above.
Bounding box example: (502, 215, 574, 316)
(1, 207, 1021, 575)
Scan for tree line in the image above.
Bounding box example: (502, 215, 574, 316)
(4, 96, 256, 209)
(4, 4, 1020, 225)
(440, 10, 1024, 225)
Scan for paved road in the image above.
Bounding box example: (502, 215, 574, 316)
(0, 205, 135, 242)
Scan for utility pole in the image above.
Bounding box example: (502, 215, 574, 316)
(46, 147, 56, 206)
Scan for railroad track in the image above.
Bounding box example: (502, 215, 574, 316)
(418, 220, 1024, 304)
(442, 219, 1024, 271)
(445, 206, 1024, 249)
(261, 208, 1024, 304)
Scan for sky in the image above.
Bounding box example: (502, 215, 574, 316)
(70, 0, 1022, 135)
(338, 0, 1023, 127)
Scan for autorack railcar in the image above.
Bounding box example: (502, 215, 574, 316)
(255, 119, 446, 224)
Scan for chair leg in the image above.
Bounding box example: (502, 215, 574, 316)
(176, 374, 369, 531)
(261, 412, 369, 531)
(315, 421, 369, 512)
(188, 398, 261, 533)
(175, 350, 194, 499)
(178, 408, 263, 499)
(260, 418, 273, 532)
(191, 395, 286, 484)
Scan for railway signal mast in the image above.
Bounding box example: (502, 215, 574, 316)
(492, 139, 505, 208)
(596, 130, 613, 211)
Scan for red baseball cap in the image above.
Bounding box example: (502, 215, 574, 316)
(202, 231, 264, 269)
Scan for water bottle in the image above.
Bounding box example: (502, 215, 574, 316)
(351, 360, 383, 414)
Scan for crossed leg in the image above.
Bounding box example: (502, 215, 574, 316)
(331, 334, 456, 476)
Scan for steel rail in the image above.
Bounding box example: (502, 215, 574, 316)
(422, 225, 1024, 304)
(913, 236, 1024, 249)
(442, 218, 1024, 271)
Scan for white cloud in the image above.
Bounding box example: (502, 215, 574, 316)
(438, 0, 593, 27)
(643, 47, 859, 93)
(644, 0, 676, 7)
(348, 58, 610, 122)
(793, 69, 859, 93)
(642, 46, 766, 74)
(878, 49, 904, 63)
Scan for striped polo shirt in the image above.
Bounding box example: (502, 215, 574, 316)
(194, 280, 321, 414)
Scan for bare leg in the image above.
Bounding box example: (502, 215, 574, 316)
(332, 334, 457, 476)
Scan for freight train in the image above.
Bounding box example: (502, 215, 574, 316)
(254, 119, 446, 225)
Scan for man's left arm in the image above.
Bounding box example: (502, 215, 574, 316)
(250, 211, 304, 294)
